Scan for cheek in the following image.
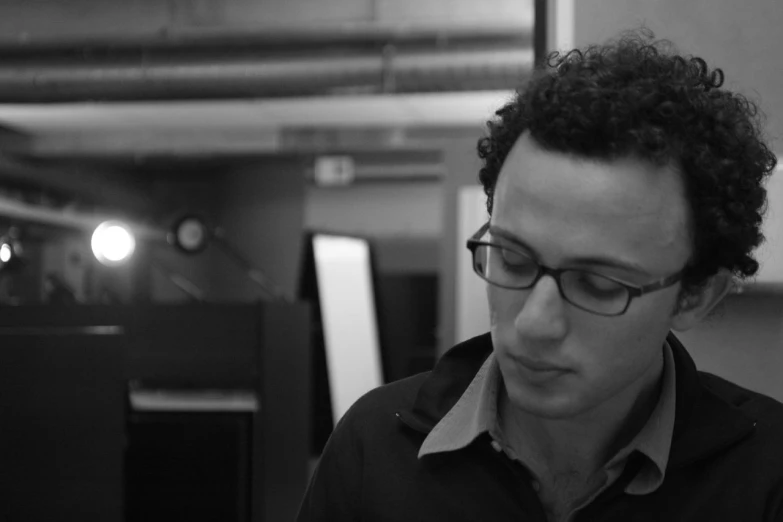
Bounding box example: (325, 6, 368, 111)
(486, 285, 496, 325)
(573, 298, 673, 381)
(487, 285, 524, 327)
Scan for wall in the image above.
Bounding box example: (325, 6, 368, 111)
(304, 182, 442, 239)
(677, 294, 783, 400)
(147, 160, 307, 304)
(573, 0, 783, 153)
(212, 158, 308, 302)
(574, 0, 783, 400)
(149, 176, 219, 303)
(438, 134, 487, 355)
(36, 156, 441, 307)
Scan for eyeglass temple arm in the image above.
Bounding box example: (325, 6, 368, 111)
(629, 272, 684, 296)
(467, 222, 491, 247)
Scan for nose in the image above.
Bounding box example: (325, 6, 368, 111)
(514, 274, 568, 341)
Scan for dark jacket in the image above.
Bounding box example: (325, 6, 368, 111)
(297, 333, 783, 521)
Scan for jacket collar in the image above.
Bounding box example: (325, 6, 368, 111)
(665, 333, 757, 468)
(398, 332, 756, 468)
(398, 333, 493, 434)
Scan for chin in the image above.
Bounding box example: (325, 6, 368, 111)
(503, 373, 592, 420)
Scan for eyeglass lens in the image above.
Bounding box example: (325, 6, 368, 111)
(473, 244, 630, 315)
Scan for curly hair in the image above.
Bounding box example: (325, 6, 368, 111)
(477, 29, 777, 294)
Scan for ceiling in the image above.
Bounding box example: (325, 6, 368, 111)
(0, 90, 516, 158)
(0, 90, 514, 132)
(0, 0, 529, 227)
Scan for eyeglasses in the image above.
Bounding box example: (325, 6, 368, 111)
(466, 222, 684, 316)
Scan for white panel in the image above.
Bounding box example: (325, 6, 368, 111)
(755, 167, 783, 285)
(455, 185, 491, 343)
(313, 235, 384, 425)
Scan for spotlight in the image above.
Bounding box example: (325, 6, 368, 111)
(91, 220, 136, 266)
(168, 215, 210, 254)
(0, 228, 25, 271)
(0, 242, 11, 263)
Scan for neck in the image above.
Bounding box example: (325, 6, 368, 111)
(499, 351, 664, 477)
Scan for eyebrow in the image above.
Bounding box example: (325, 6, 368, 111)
(488, 225, 652, 276)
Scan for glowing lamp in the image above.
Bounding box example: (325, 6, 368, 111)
(0, 242, 11, 264)
(0, 230, 24, 270)
(91, 220, 136, 266)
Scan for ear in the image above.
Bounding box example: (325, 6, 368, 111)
(671, 271, 734, 332)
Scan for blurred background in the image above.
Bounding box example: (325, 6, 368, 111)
(0, 0, 780, 521)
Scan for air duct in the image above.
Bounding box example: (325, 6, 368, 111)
(0, 29, 533, 102)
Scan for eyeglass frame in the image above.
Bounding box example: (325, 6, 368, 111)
(465, 222, 686, 316)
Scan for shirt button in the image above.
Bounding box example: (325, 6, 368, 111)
(531, 480, 541, 492)
(490, 440, 503, 452)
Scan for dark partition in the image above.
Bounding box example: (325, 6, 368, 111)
(0, 326, 126, 522)
(126, 411, 254, 522)
(0, 303, 311, 522)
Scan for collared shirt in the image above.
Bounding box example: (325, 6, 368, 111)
(418, 342, 677, 516)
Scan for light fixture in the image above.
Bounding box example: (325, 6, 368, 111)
(166, 213, 289, 301)
(0, 227, 25, 271)
(0, 242, 12, 264)
(91, 220, 136, 266)
(168, 214, 210, 254)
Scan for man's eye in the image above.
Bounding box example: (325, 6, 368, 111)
(499, 248, 538, 275)
(500, 248, 534, 266)
(576, 273, 625, 295)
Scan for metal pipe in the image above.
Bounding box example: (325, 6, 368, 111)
(0, 45, 533, 102)
(0, 24, 531, 53)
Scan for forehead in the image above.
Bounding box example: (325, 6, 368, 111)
(493, 134, 691, 274)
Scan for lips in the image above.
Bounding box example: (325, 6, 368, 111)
(512, 354, 568, 373)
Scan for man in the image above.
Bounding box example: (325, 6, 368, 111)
(297, 30, 783, 521)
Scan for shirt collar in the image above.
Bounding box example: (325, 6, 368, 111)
(417, 351, 500, 457)
(608, 341, 677, 494)
(418, 342, 678, 495)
